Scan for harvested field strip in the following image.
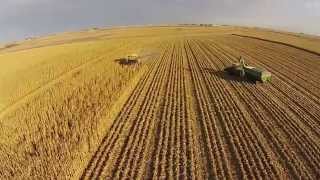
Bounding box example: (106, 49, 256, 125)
(235, 38, 320, 91)
(231, 34, 320, 57)
(218, 36, 320, 72)
(211, 37, 320, 96)
(185, 40, 233, 179)
(108, 45, 171, 179)
(180, 41, 203, 179)
(216, 41, 320, 120)
(190, 39, 284, 179)
(210, 39, 320, 150)
(200, 40, 300, 178)
(214, 38, 320, 103)
(149, 40, 200, 179)
(75, 35, 320, 179)
(209, 39, 320, 120)
(202, 39, 320, 178)
(197, 40, 312, 178)
(261, 84, 320, 136)
(213, 39, 320, 129)
(247, 84, 320, 178)
(193, 42, 264, 179)
(221, 79, 313, 179)
(218, 41, 320, 119)
(242, 38, 320, 73)
(246, 45, 320, 86)
(113, 43, 174, 179)
(210, 41, 320, 137)
(151, 42, 180, 178)
(3, 27, 320, 180)
(187, 40, 239, 178)
(81, 43, 172, 179)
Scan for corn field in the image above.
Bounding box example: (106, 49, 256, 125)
(0, 26, 320, 179)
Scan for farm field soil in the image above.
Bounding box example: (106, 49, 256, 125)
(0, 26, 320, 179)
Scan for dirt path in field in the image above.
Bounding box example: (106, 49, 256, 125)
(80, 37, 320, 179)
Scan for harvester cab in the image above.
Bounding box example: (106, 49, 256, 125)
(224, 56, 272, 83)
(126, 54, 140, 64)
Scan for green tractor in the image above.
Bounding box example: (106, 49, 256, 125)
(224, 57, 272, 83)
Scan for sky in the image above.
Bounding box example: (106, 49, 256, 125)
(1, 0, 320, 43)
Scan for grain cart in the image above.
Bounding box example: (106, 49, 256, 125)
(224, 57, 272, 83)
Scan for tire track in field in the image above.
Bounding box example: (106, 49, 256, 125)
(80, 43, 171, 179)
(207, 39, 320, 178)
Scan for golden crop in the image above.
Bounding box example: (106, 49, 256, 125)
(1, 26, 320, 179)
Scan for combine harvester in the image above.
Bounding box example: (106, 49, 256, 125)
(116, 53, 141, 65)
(126, 54, 140, 64)
(224, 57, 272, 83)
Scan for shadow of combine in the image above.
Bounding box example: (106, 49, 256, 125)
(114, 58, 139, 66)
(202, 68, 257, 84)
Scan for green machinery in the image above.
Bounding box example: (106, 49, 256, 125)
(224, 57, 272, 83)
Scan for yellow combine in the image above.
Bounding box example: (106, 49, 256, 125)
(126, 54, 140, 64)
(115, 53, 140, 65)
